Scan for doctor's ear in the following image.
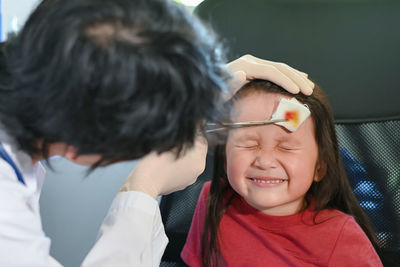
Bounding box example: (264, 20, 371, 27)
(64, 145, 79, 161)
(64, 145, 103, 166)
(314, 160, 327, 182)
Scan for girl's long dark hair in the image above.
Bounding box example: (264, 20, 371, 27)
(201, 80, 379, 266)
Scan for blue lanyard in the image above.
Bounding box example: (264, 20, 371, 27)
(0, 143, 26, 185)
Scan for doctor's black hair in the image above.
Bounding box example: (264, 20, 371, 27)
(0, 0, 229, 165)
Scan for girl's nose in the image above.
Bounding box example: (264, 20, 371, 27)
(252, 148, 277, 170)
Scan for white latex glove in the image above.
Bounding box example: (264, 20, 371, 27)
(227, 54, 315, 98)
(119, 135, 208, 199)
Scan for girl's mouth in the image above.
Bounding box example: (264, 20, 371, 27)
(248, 177, 288, 187)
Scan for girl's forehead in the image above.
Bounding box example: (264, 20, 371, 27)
(232, 91, 283, 120)
(229, 91, 316, 144)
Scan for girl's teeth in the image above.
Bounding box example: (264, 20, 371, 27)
(251, 178, 285, 184)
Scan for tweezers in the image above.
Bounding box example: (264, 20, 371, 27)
(206, 118, 286, 133)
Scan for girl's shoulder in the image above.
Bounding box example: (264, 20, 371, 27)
(300, 208, 382, 266)
(326, 212, 383, 266)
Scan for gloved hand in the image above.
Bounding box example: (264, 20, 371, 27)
(119, 135, 208, 199)
(227, 54, 314, 98)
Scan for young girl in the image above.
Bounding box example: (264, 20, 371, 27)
(181, 80, 382, 266)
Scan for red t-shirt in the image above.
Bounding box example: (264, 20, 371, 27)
(181, 182, 382, 267)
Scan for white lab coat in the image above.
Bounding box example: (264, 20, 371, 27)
(0, 130, 168, 267)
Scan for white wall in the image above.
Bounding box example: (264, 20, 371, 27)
(41, 159, 137, 266)
(1, 0, 39, 41)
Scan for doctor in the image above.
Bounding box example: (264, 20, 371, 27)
(0, 0, 314, 266)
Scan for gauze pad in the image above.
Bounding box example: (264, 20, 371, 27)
(271, 97, 310, 132)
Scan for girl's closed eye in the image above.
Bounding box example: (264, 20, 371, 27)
(235, 141, 259, 149)
(277, 142, 300, 152)
(278, 145, 294, 151)
(231, 132, 260, 149)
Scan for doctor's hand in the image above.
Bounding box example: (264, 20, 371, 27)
(227, 54, 314, 99)
(119, 135, 208, 199)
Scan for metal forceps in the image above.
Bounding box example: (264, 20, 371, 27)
(206, 118, 286, 133)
